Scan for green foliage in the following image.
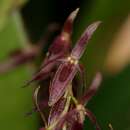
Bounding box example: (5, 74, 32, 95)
(0, 1, 38, 130)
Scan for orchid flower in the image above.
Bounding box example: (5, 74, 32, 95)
(38, 72, 102, 130)
(49, 21, 101, 106)
(24, 19, 102, 130)
(23, 8, 79, 87)
(53, 72, 102, 130)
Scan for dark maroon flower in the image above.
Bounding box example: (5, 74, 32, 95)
(48, 96, 67, 125)
(25, 19, 102, 130)
(80, 72, 102, 105)
(26, 72, 102, 130)
(0, 5, 103, 130)
(54, 109, 79, 130)
(71, 121, 83, 130)
(22, 8, 79, 87)
(49, 21, 101, 106)
(52, 72, 102, 130)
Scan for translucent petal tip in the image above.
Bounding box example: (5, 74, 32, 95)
(62, 8, 80, 37)
(69, 8, 80, 22)
(91, 72, 102, 89)
(87, 21, 102, 36)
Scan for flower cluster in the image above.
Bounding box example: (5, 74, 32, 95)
(30, 9, 101, 130)
(0, 8, 102, 130)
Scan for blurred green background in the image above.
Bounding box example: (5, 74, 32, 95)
(0, 0, 130, 130)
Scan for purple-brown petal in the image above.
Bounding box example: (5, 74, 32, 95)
(48, 97, 66, 125)
(54, 109, 79, 130)
(49, 62, 77, 106)
(80, 72, 102, 105)
(62, 8, 79, 35)
(71, 21, 101, 60)
(48, 35, 70, 56)
(59, 63, 74, 82)
(71, 121, 83, 130)
(48, 8, 79, 57)
(22, 59, 57, 87)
